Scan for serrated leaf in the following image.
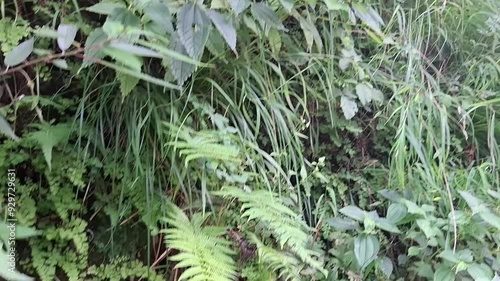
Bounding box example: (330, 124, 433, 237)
(386, 203, 407, 223)
(356, 83, 377, 106)
(228, 0, 250, 14)
(52, 59, 69, 70)
(434, 265, 455, 281)
(459, 191, 482, 213)
(354, 234, 379, 270)
(109, 41, 162, 58)
(83, 28, 108, 67)
(57, 24, 78, 51)
(0, 249, 34, 281)
(205, 30, 227, 56)
(116, 71, 140, 96)
(251, 2, 286, 31)
(86, 2, 125, 15)
(326, 217, 359, 230)
(279, 0, 294, 12)
(478, 210, 500, 230)
(323, 0, 350, 11)
(207, 10, 237, 54)
(0, 114, 19, 141)
(144, 1, 173, 34)
(102, 47, 142, 72)
(340, 96, 358, 120)
(177, 3, 211, 59)
(170, 35, 196, 85)
(378, 256, 393, 278)
(467, 263, 493, 281)
(4, 38, 34, 66)
(28, 124, 71, 171)
(339, 205, 365, 221)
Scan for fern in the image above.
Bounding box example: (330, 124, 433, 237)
(214, 187, 328, 278)
(162, 203, 237, 281)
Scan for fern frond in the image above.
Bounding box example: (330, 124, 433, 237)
(213, 187, 328, 278)
(162, 203, 237, 281)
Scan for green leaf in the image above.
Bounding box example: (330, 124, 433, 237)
(86, 2, 125, 15)
(0, 114, 19, 141)
(374, 218, 400, 233)
(279, 0, 294, 12)
(434, 265, 455, 281)
(251, 2, 286, 31)
(323, 0, 350, 11)
(356, 83, 383, 105)
(228, 0, 250, 14)
(378, 256, 393, 278)
(207, 10, 237, 54)
(296, 13, 323, 52)
(33, 26, 59, 38)
(177, 3, 211, 59)
(386, 203, 407, 223)
(478, 210, 500, 230)
(144, 1, 173, 34)
(109, 41, 162, 58)
(116, 71, 140, 96)
(52, 59, 69, 70)
(339, 205, 365, 221)
(340, 96, 358, 120)
(27, 124, 71, 170)
(0, 248, 34, 281)
(4, 38, 34, 67)
(57, 24, 78, 51)
(83, 28, 108, 67)
(0, 223, 40, 241)
(326, 217, 359, 230)
(109, 8, 141, 28)
(351, 4, 384, 33)
(102, 47, 143, 71)
(467, 263, 493, 281)
(354, 234, 379, 270)
(170, 34, 196, 85)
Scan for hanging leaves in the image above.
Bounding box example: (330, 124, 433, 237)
(57, 24, 78, 51)
(177, 3, 211, 59)
(4, 38, 34, 66)
(228, 0, 250, 15)
(170, 34, 197, 85)
(207, 10, 237, 54)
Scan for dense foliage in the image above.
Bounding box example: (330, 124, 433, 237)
(0, 0, 499, 280)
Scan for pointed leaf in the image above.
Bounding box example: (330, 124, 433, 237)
(83, 28, 108, 67)
(434, 265, 455, 281)
(228, 0, 250, 14)
(177, 3, 210, 59)
(323, 0, 350, 11)
(4, 38, 34, 66)
(340, 96, 358, 120)
(386, 203, 407, 223)
(33, 26, 59, 38)
(339, 205, 366, 221)
(352, 4, 384, 33)
(478, 210, 500, 230)
(378, 256, 393, 278)
(207, 10, 237, 53)
(144, 1, 173, 34)
(354, 234, 379, 270)
(467, 263, 493, 281)
(459, 191, 482, 213)
(326, 217, 359, 230)
(0, 114, 19, 141)
(251, 2, 286, 31)
(279, 0, 294, 12)
(86, 2, 125, 15)
(374, 218, 401, 233)
(170, 35, 196, 85)
(52, 59, 69, 70)
(28, 124, 71, 170)
(116, 71, 140, 96)
(109, 41, 162, 58)
(57, 24, 78, 51)
(102, 47, 142, 71)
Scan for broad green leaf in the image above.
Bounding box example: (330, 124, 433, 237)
(326, 217, 359, 230)
(57, 24, 78, 51)
(279, 0, 294, 12)
(116, 71, 140, 96)
(434, 265, 455, 281)
(340, 96, 358, 120)
(102, 47, 143, 72)
(0, 114, 19, 141)
(0, 248, 34, 281)
(0, 223, 40, 241)
(4, 38, 34, 66)
(170, 34, 196, 85)
(27, 124, 71, 170)
(228, 0, 250, 14)
(102, 20, 124, 37)
(351, 3, 384, 33)
(386, 203, 407, 223)
(374, 218, 400, 233)
(106, 8, 141, 42)
(52, 59, 69, 70)
(251, 2, 286, 31)
(438, 249, 473, 264)
(268, 28, 281, 55)
(478, 210, 500, 229)
(109, 41, 162, 58)
(467, 263, 493, 281)
(356, 83, 373, 106)
(86, 2, 125, 15)
(109, 8, 140, 28)
(403, 200, 426, 216)
(378, 256, 393, 278)
(323, 0, 350, 11)
(459, 191, 482, 212)
(205, 28, 227, 56)
(296, 13, 322, 52)
(207, 10, 237, 54)
(378, 189, 403, 201)
(339, 205, 365, 221)
(83, 28, 108, 67)
(144, 1, 173, 34)
(354, 234, 379, 270)
(177, 3, 211, 59)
